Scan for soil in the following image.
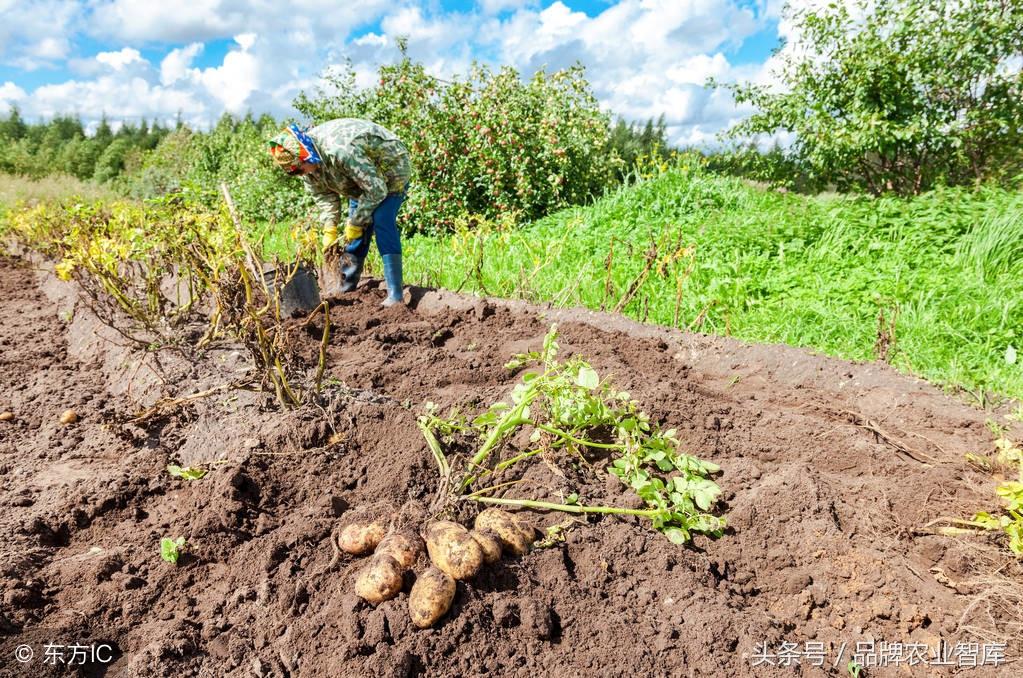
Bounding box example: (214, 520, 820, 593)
(0, 254, 1020, 677)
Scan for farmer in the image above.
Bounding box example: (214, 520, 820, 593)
(268, 119, 412, 306)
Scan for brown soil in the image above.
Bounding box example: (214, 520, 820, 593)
(0, 254, 1020, 677)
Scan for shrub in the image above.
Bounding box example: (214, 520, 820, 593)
(715, 0, 1023, 195)
(295, 53, 620, 233)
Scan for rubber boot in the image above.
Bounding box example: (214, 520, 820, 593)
(340, 252, 364, 292)
(381, 253, 404, 307)
(318, 245, 346, 301)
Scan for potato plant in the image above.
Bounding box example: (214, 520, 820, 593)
(4, 194, 329, 409)
(971, 433, 1023, 556)
(419, 324, 726, 544)
(6, 197, 236, 350)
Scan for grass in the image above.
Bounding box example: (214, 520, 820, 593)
(12, 164, 1018, 403)
(0, 172, 117, 208)
(396, 165, 1022, 401)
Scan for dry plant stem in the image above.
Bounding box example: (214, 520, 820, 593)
(843, 410, 940, 465)
(470, 495, 659, 518)
(612, 239, 658, 314)
(126, 381, 252, 424)
(463, 479, 526, 499)
(312, 301, 331, 394)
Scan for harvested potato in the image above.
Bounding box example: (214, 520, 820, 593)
(474, 508, 534, 557)
(338, 520, 387, 555)
(376, 531, 424, 570)
(424, 521, 483, 580)
(409, 567, 456, 629)
(355, 554, 404, 604)
(0, 411, 13, 422)
(470, 529, 502, 564)
(59, 409, 78, 425)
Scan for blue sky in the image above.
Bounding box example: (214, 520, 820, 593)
(0, 0, 789, 146)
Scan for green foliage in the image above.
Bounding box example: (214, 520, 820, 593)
(420, 325, 726, 543)
(716, 0, 1023, 195)
(160, 536, 186, 564)
(704, 142, 817, 192)
(123, 114, 312, 224)
(0, 107, 170, 182)
(167, 464, 208, 480)
(295, 53, 619, 232)
(399, 161, 1023, 400)
(971, 431, 1023, 556)
(609, 115, 671, 178)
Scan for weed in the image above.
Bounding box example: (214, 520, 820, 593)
(166, 464, 207, 480)
(160, 537, 186, 565)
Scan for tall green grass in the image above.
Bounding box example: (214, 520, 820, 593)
(400, 166, 1022, 401)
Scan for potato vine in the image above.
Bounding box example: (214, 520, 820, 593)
(419, 325, 726, 544)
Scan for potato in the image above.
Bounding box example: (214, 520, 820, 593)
(474, 508, 534, 557)
(0, 411, 13, 422)
(409, 567, 456, 629)
(59, 409, 78, 425)
(338, 520, 387, 555)
(470, 529, 502, 564)
(376, 531, 424, 570)
(424, 521, 483, 580)
(355, 554, 404, 604)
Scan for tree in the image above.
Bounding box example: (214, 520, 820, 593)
(0, 106, 27, 140)
(716, 0, 1023, 195)
(93, 137, 133, 183)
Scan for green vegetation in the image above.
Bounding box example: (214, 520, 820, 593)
(419, 325, 726, 544)
(971, 426, 1023, 556)
(167, 464, 208, 481)
(0, 108, 171, 183)
(717, 0, 1023, 194)
(295, 52, 618, 232)
(160, 536, 186, 564)
(401, 162, 1023, 400)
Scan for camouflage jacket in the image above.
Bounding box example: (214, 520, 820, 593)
(302, 119, 412, 228)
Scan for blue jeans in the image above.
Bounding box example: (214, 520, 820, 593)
(345, 191, 405, 258)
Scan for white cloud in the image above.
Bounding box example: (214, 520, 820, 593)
(479, 0, 534, 14)
(5, 1, 786, 145)
(95, 48, 144, 70)
(0, 0, 79, 70)
(193, 34, 261, 113)
(0, 82, 26, 109)
(160, 43, 204, 86)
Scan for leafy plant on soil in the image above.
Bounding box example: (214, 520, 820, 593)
(940, 424, 1023, 556)
(419, 324, 726, 543)
(160, 537, 186, 564)
(167, 464, 207, 480)
(4, 189, 330, 410)
(970, 430, 1023, 555)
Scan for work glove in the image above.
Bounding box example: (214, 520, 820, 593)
(322, 224, 339, 249)
(344, 222, 364, 243)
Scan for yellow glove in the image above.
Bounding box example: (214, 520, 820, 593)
(344, 222, 364, 243)
(322, 224, 338, 249)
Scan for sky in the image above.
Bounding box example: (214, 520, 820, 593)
(0, 0, 796, 147)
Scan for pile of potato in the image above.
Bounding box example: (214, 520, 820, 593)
(339, 508, 535, 628)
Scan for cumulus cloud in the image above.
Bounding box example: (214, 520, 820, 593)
(160, 43, 204, 86)
(95, 48, 145, 71)
(4, 1, 786, 144)
(479, 0, 534, 14)
(0, 0, 80, 70)
(0, 82, 26, 108)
